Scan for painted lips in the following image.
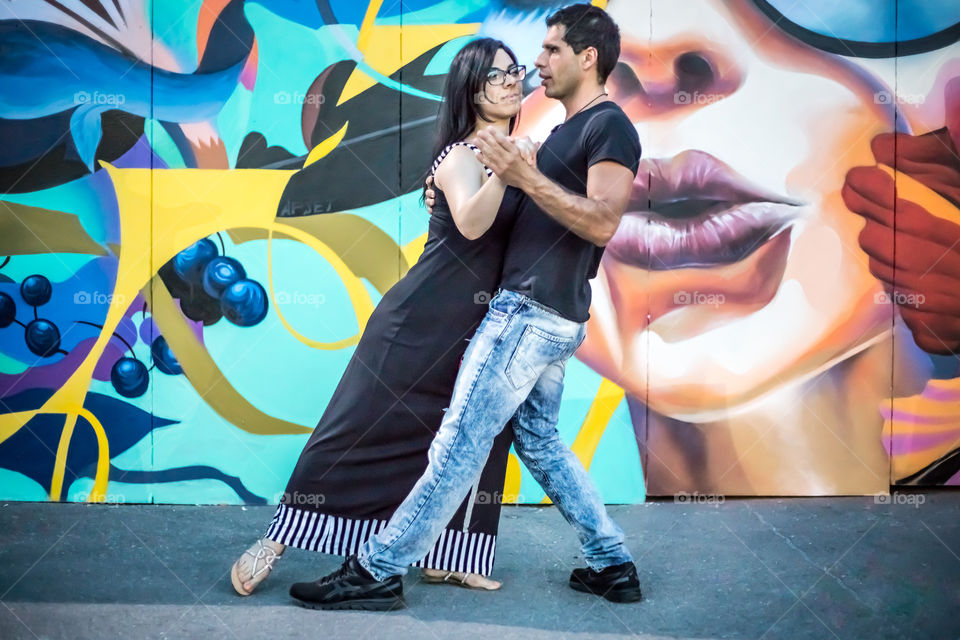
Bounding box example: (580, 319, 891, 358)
(606, 150, 804, 270)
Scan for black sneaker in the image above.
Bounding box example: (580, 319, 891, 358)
(289, 555, 404, 611)
(569, 561, 643, 603)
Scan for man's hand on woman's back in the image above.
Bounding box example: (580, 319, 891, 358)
(424, 175, 436, 214)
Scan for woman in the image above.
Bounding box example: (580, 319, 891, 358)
(231, 38, 533, 595)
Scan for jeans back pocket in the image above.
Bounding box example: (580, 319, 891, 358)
(505, 325, 569, 391)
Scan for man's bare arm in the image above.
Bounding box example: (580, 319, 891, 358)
(522, 160, 634, 246)
(476, 128, 634, 246)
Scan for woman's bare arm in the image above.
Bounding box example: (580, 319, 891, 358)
(433, 146, 507, 240)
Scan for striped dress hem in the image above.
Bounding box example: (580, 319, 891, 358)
(264, 503, 498, 576)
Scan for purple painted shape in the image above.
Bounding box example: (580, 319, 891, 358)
(880, 409, 960, 425)
(90, 338, 129, 381)
(0, 336, 118, 396)
(885, 430, 960, 455)
(137, 299, 206, 347)
(115, 314, 138, 353)
(920, 386, 960, 402)
(139, 316, 157, 344)
(111, 134, 170, 171)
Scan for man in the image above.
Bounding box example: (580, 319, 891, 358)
(289, 3, 642, 610)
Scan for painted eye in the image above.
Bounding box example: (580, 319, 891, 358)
(752, 0, 960, 57)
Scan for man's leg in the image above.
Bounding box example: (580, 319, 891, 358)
(356, 293, 562, 580)
(510, 335, 633, 571)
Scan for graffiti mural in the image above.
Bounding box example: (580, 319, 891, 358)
(0, 0, 958, 504)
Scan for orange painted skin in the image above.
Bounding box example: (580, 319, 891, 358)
(514, 0, 952, 494)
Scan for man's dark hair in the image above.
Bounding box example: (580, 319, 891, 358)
(546, 3, 620, 84)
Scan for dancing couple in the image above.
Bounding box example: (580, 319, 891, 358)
(230, 3, 643, 610)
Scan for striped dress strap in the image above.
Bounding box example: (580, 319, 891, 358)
(429, 142, 494, 178)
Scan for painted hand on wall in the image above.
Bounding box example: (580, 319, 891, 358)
(842, 77, 960, 355)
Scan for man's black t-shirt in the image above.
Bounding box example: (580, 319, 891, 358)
(499, 100, 641, 322)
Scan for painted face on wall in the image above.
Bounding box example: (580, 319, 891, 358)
(526, 0, 904, 418)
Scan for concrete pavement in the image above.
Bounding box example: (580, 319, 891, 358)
(1, 493, 958, 639)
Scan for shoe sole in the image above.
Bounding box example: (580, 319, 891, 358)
(569, 580, 643, 603)
(291, 596, 406, 611)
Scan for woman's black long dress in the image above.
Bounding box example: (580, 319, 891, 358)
(265, 143, 519, 575)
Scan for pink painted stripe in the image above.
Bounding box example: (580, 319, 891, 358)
(880, 409, 960, 425)
(884, 430, 960, 455)
(921, 386, 960, 402)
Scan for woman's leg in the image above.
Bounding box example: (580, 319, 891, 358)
(419, 422, 513, 589)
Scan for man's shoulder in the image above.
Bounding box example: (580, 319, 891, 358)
(581, 102, 641, 173)
(584, 102, 636, 133)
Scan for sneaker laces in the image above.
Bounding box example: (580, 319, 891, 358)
(319, 559, 352, 585)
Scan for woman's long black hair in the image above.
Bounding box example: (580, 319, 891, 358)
(422, 38, 520, 199)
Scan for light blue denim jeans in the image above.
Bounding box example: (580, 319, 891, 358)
(357, 289, 633, 580)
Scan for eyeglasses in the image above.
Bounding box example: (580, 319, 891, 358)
(485, 64, 526, 85)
